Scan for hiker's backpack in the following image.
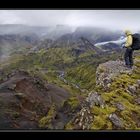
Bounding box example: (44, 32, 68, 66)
(131, 33, 140, 50)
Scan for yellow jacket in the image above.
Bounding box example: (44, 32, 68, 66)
(125, 34, 133, 48)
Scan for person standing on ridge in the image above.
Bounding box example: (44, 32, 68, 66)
(123, 30, 134, 69)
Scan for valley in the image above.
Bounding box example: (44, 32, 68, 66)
(0, 24, 140, 130)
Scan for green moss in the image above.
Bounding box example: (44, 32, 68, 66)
(39, 104, 56, 128)
(121, 92, 133, 102)
(122, 98, 134, 108)
(85, 54, 140, 129)
(110, 74, 136, 91)
(91, 107, 114, 130)
(113, 88, 134, 102)
(65, 121, 73, 130)
(91, 116, 113, 130)
(105, 121, 113, 129)
(98, 65, 106, 73)
(91, 105, 116, 116)
(91, 116, 108, 129)
(135, 61, 140, 67)
(101, 94, 110, 102)
(101, 92, 119, 102)
(39, 116, 49, 128)
(67, 97, 80, 109)
(66, 63, 96, 90)
(130, 73, 140, 80)
(120, 110, 137, 129)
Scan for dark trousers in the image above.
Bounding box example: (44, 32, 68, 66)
(124, 48, 134, 66)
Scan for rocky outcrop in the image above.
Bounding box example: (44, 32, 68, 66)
(86, 91, 105, 108)
(67, 56, 140, 130)
(96, 60, 134, 90)
(67, 91, 106, 130)
(71, 103, 94, 130)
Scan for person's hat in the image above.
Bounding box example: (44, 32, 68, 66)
(124, 30, 132, 35)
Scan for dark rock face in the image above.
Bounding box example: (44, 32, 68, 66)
(109, 113, 123, 129)
(86, 92, 105, 108)
(0, 70, 70, 129)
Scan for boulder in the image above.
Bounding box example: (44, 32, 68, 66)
(136, 80, 140, 87)
(114, 102, 125, 111)
(135, 98, 140, 105)
(109, 113, 123, 128)
(127, 85, 137, 96)
(86, 92, 105, 108)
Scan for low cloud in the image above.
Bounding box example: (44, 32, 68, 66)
(0, 10, 140, 31)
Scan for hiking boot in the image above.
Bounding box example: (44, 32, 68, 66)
(126, 65, 132, 69)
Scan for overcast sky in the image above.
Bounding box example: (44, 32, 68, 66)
(0, 10, 140, 31)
